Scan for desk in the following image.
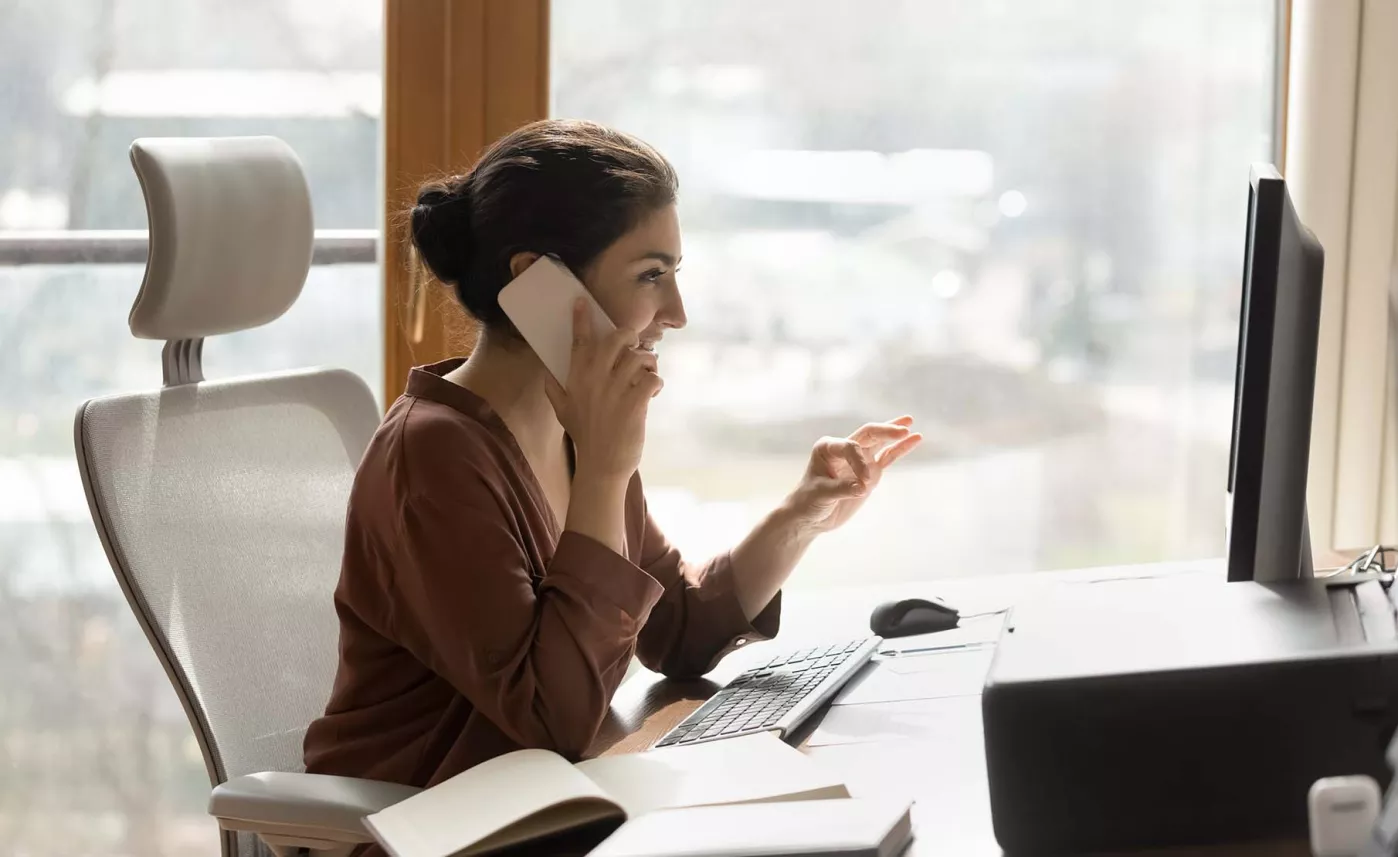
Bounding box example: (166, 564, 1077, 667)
(588, 560, 1313, 857)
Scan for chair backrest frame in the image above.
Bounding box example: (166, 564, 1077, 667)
(72, 135, 380, 857)
(75, 398, 228, 777)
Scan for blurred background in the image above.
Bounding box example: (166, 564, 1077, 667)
(0, 0, 1275, 853)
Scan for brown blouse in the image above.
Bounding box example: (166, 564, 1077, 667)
(304, 359, 780, 796)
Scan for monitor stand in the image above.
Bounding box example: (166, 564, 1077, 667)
(1299, 506, 1315, 579)
(1223, 497, 1316, 581)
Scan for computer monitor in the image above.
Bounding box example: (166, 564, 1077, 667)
(1225, 164, 1325, 582)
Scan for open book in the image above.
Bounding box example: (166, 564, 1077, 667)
(364, 732, 849, 857)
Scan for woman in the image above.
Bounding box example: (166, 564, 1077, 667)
(303, 119, 922, 794)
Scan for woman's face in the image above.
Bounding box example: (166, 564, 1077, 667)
(579, 204, 687, 355)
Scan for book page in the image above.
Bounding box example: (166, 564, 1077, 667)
(575, 732, 848, 819)
(587, 799, 912, 857)
(366, 749, 622, 857)
(465, 797, 620, 857)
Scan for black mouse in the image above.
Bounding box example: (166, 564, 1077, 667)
(869, 596, 960, 637)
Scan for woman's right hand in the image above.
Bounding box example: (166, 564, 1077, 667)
(544, 298, 664, 483)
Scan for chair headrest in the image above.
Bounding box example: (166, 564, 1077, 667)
(128, 137, 313, 341)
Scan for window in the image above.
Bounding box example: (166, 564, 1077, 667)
(1, 0, 1291, 851)
(552, 0, 1279, 584)
(0, 0, 382, 853)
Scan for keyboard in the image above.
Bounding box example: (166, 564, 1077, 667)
(654, 637, 881, 748)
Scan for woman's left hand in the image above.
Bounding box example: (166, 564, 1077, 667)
(786, 416, 923, 534)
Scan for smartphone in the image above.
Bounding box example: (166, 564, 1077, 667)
(497, 254, 616, 386)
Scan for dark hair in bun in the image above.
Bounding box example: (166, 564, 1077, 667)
(408, 119, 679, 333)
(410, 186, 472, 287)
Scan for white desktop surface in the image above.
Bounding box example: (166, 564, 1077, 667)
(595, 558, 1311, 857)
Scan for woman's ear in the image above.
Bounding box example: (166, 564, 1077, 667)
(508, 251, 542, 279)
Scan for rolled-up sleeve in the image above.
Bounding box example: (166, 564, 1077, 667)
(390, 468, 664, 759)
(633, 498, 781, 679)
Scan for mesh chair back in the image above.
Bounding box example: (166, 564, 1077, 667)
(76, 371, 377, 855)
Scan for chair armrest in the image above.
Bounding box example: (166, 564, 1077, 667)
(210, 771, 421, 847)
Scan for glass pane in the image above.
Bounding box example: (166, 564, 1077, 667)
(2, 0, 382, 851)
(552, 0, 1276, 584)
(0, 263, 381, 856)
(1, 0, 381, 229)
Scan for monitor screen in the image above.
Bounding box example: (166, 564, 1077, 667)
(1225, 164, 1324, 582)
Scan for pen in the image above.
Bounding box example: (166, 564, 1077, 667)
(878, 641, 993, 657)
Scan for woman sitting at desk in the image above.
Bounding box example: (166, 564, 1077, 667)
(303, 119, 922, 793)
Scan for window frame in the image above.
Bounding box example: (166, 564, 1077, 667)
(0, 230, 375, 266)
(1286, 0, 1398, 552)
(380, 0, 549, 400)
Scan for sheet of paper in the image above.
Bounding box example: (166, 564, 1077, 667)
(805, 739, 993, 855)
(877, 613, 1006, 654)
(831, 648, 995, 706)
(879, 647, 993, 675)
(806, 695, 983, 747)
(576, 732, 846, 819)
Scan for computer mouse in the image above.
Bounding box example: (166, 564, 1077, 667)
(869, 596, 960, 638)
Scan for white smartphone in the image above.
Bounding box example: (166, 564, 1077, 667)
(497, 255, 616, 386)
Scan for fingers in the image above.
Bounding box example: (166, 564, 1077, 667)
(612, 343, 662, 400)
(817, 437, 870, 487)
(850, 423, 911, 449)
(807, 475, 864, 502)
(592, 327, 641, 378)
(624, 367, 665, 401)
(875, 432, 923, 468)
(849, 416, 915, 448)
(615, 346, 659, 379)
(802, 420, 919, 516)
(842, 442, 871, 485)
(571, 299, 639, 380)
(570, 298, 594, 350)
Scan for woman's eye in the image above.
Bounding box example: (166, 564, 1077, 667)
(640, 268, 666, 283)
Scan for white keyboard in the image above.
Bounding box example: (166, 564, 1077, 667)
(654, 637, 881, 748)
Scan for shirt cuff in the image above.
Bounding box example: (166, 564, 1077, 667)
(684, 552, 784, 676)
(549, 530, 666, 624)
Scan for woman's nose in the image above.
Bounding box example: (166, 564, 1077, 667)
(658, 284, 687, 330)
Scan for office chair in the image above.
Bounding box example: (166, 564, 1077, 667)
(74, 137, 419, 857)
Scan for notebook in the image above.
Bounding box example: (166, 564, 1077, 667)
(587, 798, 915, 857)
(364, 732, 849, 857)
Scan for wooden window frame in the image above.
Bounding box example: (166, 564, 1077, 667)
(381, 0, 549, 401)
